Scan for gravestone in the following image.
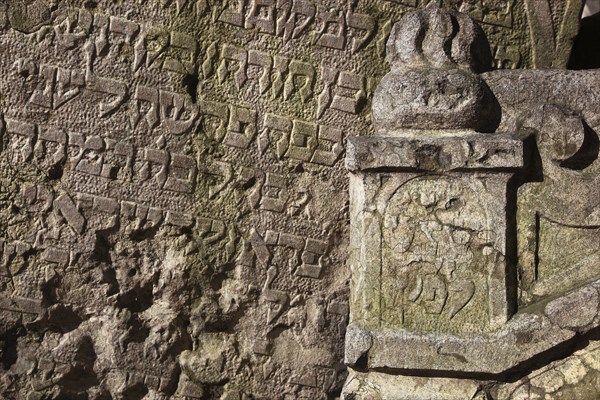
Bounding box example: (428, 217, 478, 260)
(344, 5, 600, 400)
(0, 0, 591, 399)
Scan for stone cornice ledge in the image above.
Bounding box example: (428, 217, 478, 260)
(346, 134, 523, 173)
(346, 279, 600, 376)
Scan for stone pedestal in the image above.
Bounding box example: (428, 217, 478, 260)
(345, 133, 523, 371)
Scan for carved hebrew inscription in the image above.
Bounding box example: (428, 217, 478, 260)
(351, 171, 512, 335)
(0, 1, 584, 399)
(380, 175, 498, 333)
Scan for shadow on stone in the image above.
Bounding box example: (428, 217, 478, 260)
(568, 12, 600, 69)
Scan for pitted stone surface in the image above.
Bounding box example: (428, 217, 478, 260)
(0, 1, 591, 399)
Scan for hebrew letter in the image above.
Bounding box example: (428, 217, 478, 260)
(346, 9, 375, 53)
(54, 193, 86, 233)
(133, 204, 163, 228)
(6, 119, 36, 163)
(164, 153, 197, 193)
(159, 90, 199, 134)
(43, 247, 70, 267)
(248, 50, 273, 94)
(246, 0, 276, 34)
(75, 192, 94, 213)
(133, 27, 169, 73)
(204, 160, 233, 199)
(224, 106, 257, 148)
(262, 263, 290, 324)
(161, 0, 190, 15)
(261, 173, 288, 212)
(90, 195, 120, 228)
(217, 44, 248, 89)
(494, 45, 521, 69)
(14, 58, 37, 80)
(139, 147, 169, 188)
(29, 64, 56, 109)
(447, 279, 475, 319)
(376, 19, 392, 57)
(34, 126, 67, 168)
(133, 85, 160, 129)
(101, 140, 134, 180)
(93, 195, 120, 215)
(134, 204, 149, 226)
(106, 16, 140, 70)
(316, 8, 346, 49)
(165, 211, 193, 227)
(286, 120, 317, 162)
(316, 67, 338, 118)
(88, 14, 109, 59)
(109, 16, 140, 46)
(21, 184, 53, 214)
(331, 71, 366, 114)
(271, 55, 288, 99)
(146, 207, 164, 227)
(277, 232, 304, 270)
(297, 237, 327, 278)
(67, 132, 85, 164)
(54, 9, 92, 49)
(219, 0, 246, 27)
(284, 60, 314, 102)
(94, 196, 120, 229)
(264, 288, 289, 323)
(481, 1, 513, 28)
(199, 99, 229, 142)
(75, 135, 105, 176)
(263, 113, 292, 158)
(250, 228, 271, 266)
(197, 217, 222, 245)
(238, 167, 265, 208)
(164, 31, 197, 74)
(202, 41, 218, 78)
(420, 274, 449, 315)
(54, 68, 85, 109)
(311, 124, 343, 166)
(86, 73, 128, 117)
(287, 188, 311, 217)
(276, 0, 316, 42)
(120, 200, 137, 219)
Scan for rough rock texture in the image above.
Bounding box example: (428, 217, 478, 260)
(0, 0, 589, 399)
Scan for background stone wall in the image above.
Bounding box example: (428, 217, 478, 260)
(0, 1, 588, 399)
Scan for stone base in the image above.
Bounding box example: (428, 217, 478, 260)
(343, 339, 600, 400)
(341, 370, 485, 400)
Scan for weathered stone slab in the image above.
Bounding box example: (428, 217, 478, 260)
(347, 134, 523, 171)
(349, 165, 521, 332)
(484, 69, 600, 131)
(347, 277, 600, 374)
(345, 339, 600, 399)
(0, 0, 590, 399)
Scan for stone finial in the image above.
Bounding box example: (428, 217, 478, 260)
(386, 5, 492, 73)
(372, 6, 500, 134)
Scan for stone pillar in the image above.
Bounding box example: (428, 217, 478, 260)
(343, 6, 523, 398)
